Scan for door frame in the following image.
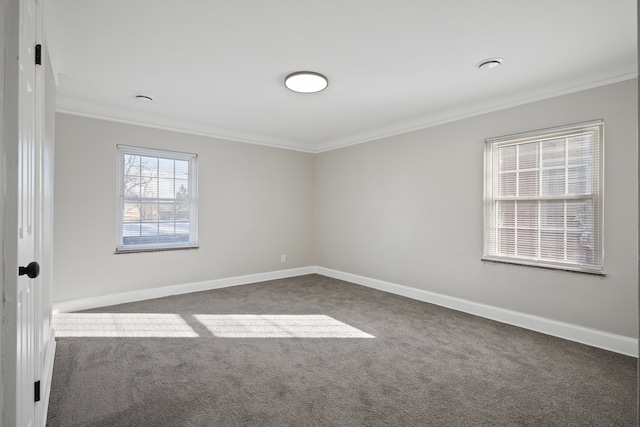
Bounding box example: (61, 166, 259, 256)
(1, 0, 25, 422)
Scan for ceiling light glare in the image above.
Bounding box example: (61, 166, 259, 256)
(476, 58, 503, 70)
(284, 71, 328, 93)
(134, 94, 154, 102)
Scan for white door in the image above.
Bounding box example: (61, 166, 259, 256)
(17, 0, 39, 424)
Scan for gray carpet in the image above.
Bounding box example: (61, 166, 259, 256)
(47, 274, 637, 426)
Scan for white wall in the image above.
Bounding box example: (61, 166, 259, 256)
(316, 79, 638, 339)
(53, 114, 316, 303)
(53, 79, 638, 345)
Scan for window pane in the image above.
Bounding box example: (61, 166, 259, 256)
(566, 208, 594, 264)
(139, 203, 158, 220)
(158, 222, 175, 236)
(499, 145, 516, 171)
(175, 160, 189, 177)
(497, 228, 514, 255)
(541, 168, 565, 196)
(567, 134, 592, 164)
(567, 200, 594, 233)
(517, 201, 537, 228)
(158, 203, 175, 220)
(567, 165, 590, 195)
(159, 178, 175, 199)
(124, 175, 141, 198)
(124, 154, 140, 176)
(566, 234, 590, 264)
(518, 142, 539, 169)
(175, 179, 189, 198)
(497, 201, 514, 228)
(540, 201, 564, 230)
(140, 222, 159, 237)
(122, 222, 140, 237)
(123, 202, 141, 221)
(516, 229, 537, 258)
(541, 138, 565, 168)
(140, 156, 158, 177)
(518, 170, 539, 197)
(499, 172, 516, 197)
(176, 202, 190, 220)
(158, 158, 174, 177)
(176, 222, 190, 236)
(141, 177, 158, 198)
(540, 231, 564, 260)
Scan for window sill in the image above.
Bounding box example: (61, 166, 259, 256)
(481, 256, 606, 276)
(115, 245, 199, 254)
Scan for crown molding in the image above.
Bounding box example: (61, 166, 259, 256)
(56, 96, 317, 154)
(57, 72, 637, 155)
(315, 72, 638, 153)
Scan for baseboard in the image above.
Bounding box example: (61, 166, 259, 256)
(315, 266, 638, 357)
(52, 266, 316, 313)
(51, 265, 637, 357)
(39, 329, 56, 426)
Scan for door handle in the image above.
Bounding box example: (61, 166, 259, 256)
(19, 261, 40, 279)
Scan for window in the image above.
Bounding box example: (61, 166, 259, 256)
(483, 121, 603, 273)
(116, 145, 198, 252)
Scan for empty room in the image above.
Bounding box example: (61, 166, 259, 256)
(1, 0, 638, 426)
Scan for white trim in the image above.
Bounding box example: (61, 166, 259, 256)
(38, 330, 56, 427)
(52, 266, 316, 313)
(55, 104, 316, 154)
(51, 265, 638, 357)
(315, 73, 636, 153)
(315, 266, 638, 357)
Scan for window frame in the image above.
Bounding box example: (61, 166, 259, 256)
(116, 145, 198, 253)
(483, 120, 604, 274)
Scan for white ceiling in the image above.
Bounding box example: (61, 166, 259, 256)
(45, 1, 637, 153)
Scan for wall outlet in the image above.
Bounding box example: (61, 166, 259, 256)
(281, 254, 286, 263)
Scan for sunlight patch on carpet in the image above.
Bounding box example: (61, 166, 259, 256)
(53, 313, 199, 337)
(194, 314, 375, 338)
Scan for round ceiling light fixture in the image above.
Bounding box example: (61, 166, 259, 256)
(284, 71, 328, 93)
(476, 58, 503, 70)
(134, 94, 154, 102)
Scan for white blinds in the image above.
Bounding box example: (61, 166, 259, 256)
(484, 121, 603, 273)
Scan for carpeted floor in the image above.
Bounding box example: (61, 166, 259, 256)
(47, 274, 637, 426)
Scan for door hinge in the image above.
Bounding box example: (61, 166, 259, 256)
(35, 44, 42, 65)
(34, 380, 41, 402)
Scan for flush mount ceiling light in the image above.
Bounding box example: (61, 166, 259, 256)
(476, 58, 503, 70)
(134, 94, 154, 102)
(284, 71, 328, 93)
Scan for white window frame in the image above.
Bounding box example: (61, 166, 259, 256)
(116, 145, 198, 253)
(483, 120, 604, 274)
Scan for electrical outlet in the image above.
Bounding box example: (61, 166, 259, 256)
(281, 254, 286, 263)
